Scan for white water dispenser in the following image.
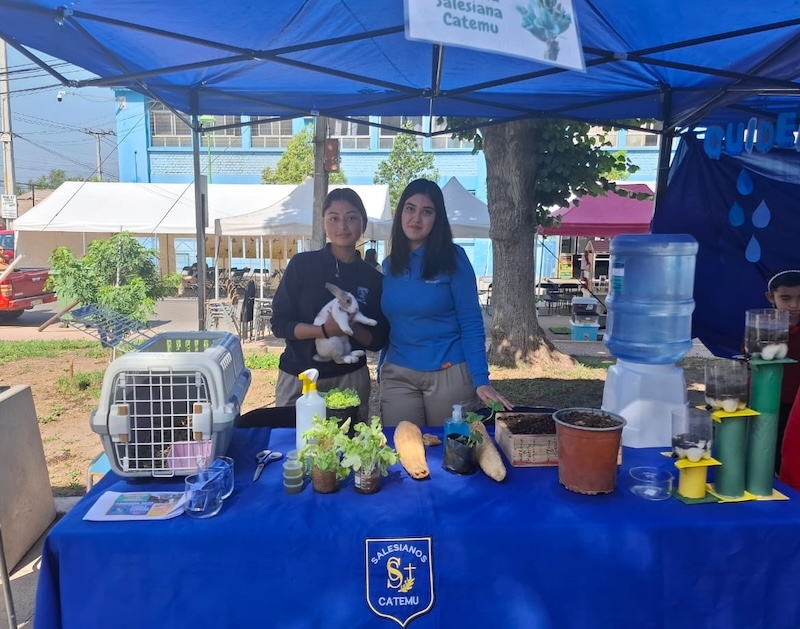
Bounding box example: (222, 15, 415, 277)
(602, 234, 699, 448)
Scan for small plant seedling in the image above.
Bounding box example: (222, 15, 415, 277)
(340, 416, 398, 476)
(464, 400, 504, 447)
(323, 388, 361, 409)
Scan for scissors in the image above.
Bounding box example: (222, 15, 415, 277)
(253, 449, 283, 481)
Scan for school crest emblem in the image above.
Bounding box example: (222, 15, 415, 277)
(365, 537, 434, 627)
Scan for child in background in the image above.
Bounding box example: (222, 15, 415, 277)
(763, 270, 800, 478)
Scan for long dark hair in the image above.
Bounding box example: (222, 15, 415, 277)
(388, 179, 456, 278)
(322, 187, 368, 235)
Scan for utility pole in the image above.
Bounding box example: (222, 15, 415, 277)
(82, 129, 115, 181)
(311, 115, 329, 251)
(0, 39, 17, 228)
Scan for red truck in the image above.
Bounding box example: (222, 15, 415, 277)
(0, 244, 58, 320)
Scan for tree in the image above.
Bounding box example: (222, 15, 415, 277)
(446, 118, 645, 367)
(48, 232, 182, 323)
(27, 169, 71, 190)
(374, 123, 440, 211)
(261, 127, 347, 184)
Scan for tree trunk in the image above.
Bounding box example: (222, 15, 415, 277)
(483, 120, 571, 368)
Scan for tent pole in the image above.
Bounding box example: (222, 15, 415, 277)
(191, 110, 206, 331)
(214, 236, 220, 300)
(259, 236, 264, 298)
(654, 90, 673, 213)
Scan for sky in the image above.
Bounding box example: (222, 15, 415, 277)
(0, 45, 119, 194)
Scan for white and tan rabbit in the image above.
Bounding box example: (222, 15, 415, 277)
(313, 282, 377, 364)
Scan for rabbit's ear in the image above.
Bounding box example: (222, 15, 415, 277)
(325, 282, 346, 299)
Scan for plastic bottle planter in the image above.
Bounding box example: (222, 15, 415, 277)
(354, 468, 381, 494)
(552, 408, 626, 495)
(744, 309, 789, 359)
(310, 466, 339, 494)
(442, 434, 477, 475)
(704, 358, 748, 412)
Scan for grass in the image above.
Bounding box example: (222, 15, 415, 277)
(0, 339, 106, 364)
(56, 370, 104, 397)
(245, 351, 281, 370)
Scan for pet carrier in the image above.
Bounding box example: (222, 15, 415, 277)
(90, 331, 251, 477)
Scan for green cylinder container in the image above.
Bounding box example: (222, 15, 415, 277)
(745, 359, 787, 496)
(715, 416, 748, 497)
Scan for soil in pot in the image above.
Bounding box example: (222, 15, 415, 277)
(310, 467, 339, 494)
(553, 409, 625, 495)
(502, 413, 556, 435)
(442, 434, 477, 475)
(354, 468, 381, 494)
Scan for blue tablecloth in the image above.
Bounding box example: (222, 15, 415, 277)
(36, 428, 800, 629)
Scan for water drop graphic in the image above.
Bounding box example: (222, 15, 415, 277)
(751, 200, 771, 228)
(745, 235, 761, 262)
(728, 202, 745, 227)
(736, 170, 754, 196)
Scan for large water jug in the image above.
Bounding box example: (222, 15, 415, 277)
(604, 234, 698, 365)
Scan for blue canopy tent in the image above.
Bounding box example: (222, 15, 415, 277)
(2, 0, 800, 328)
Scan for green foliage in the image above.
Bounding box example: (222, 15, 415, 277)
(465, 400, 503, 447)
(373, 122, 440, 211)
(341, 417, 399, 476)
(298, 415, 351, 480)
(0, 340, 104, 364)
(323, 387, 361, 409)
(437, 117, 644, 226)
(47, 232, 176, 322)
(245, 352, 281, 370)
(261, 127, 347, 184)
(25, 169, 86, 190)
(56, 370, 104, 397)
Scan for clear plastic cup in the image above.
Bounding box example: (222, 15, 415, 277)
(184, 469, 224, 518)
(629, 466, 673, 501)
(211, 456, 234, 499)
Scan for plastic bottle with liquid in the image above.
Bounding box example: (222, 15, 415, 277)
(603, 234, 698, 364)
(443, 404, 469, 440)
(296, 368, 326, 451)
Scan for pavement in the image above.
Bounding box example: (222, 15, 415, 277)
(0, 297, 712, 628)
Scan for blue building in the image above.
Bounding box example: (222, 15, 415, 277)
(113, 89, 662, 278)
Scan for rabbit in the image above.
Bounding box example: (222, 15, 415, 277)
(313, 282, 377, 364)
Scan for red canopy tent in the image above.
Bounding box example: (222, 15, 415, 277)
(539, 184, 655, 237)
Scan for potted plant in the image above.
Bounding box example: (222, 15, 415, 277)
(442, 411, 486, 475)
(323, 387, 361, 431)
(552, 407, 626, 495)
(297, 415, 351, 493)
(341, 417, 399, 494)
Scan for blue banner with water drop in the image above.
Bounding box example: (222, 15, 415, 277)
(653, 134, 800, 357)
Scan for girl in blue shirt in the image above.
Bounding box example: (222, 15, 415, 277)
(380, 179, 512, 426)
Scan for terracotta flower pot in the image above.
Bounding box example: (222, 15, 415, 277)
(310, 466, 338, 494)
(354, 468, 380, 494)
(553, 408, 626, 495)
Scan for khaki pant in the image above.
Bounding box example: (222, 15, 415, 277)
(275, 366, 371, 423)
(379, 361, 481, 427)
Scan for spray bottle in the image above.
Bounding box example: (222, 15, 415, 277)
(443, 404, 468, 440)
(296, 368, 326, 451)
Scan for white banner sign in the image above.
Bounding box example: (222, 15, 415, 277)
(405, 0, 585, 71)
(1, 194, 17, 219)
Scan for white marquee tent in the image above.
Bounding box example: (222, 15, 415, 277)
(13, 182, 295, 267)
(441, 177, 490, 238)
(215, 177, 392, 239)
